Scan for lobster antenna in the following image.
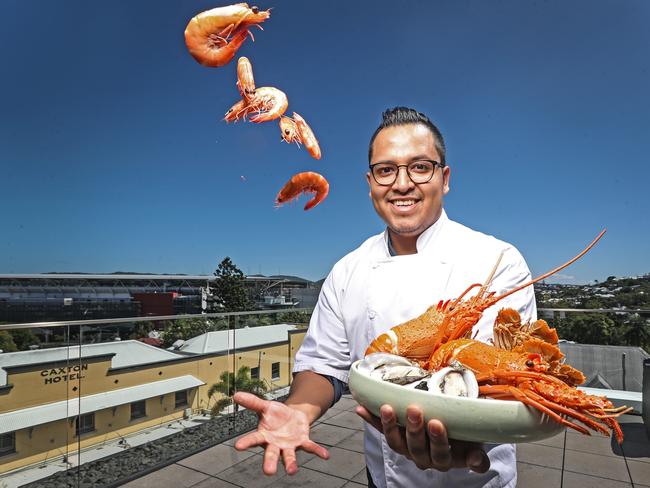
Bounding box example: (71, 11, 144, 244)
(492, 228, 606, 304)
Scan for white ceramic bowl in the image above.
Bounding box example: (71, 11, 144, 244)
(348, 359, 565, 444)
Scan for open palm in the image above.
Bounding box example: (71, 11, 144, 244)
(233, 391, 329, 475)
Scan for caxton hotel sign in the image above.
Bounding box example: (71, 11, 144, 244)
(40, 364, 88, 384)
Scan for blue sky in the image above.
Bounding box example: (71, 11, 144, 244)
(1, 0, 648, 283)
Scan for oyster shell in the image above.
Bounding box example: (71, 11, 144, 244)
(427, 362, 479, 398)
(357, 352, 415, 374)
(370, 364, 430, 385)
(358, 353, 429, 385)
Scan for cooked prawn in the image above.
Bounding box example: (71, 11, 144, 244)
(279, 116, 299, 144)
(247, 86, 288, 123)
(224, 98, 248, 122)
(184, 3, 270, 68)
(275, 172, 329, 211)
(293, 112, 321, 159)
(236, 56, 256, 102)
(279, 112, 321, 159)
(225, 86, 288, 124)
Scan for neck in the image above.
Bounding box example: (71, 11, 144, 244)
(388, 230, 418, 255)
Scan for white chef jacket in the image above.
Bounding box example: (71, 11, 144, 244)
(293, 210, 537, 488)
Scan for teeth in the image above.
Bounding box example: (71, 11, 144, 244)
(393, 200, 415, 206)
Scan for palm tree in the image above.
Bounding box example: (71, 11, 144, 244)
(208, 366, 268, 417)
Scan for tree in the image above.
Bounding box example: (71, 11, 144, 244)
(0, 331, 17, 352)
(9, 329, 40, 350)
(278, 311, 312, 324)
(621, 314, 650, 349)
(129, 322, 155, 340)
(208, 366, 267, 417)
(213, 257, 253, 312)
(557, 313, 616, 345)
(161, 318, 213, 348)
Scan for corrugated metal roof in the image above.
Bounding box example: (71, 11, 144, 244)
(177, 323, 297, 354)
(560, 343, 650, 392)
(0, 340, 182, 386)
(0, 375, 204, 434)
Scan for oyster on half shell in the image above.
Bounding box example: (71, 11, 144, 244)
(359, 353, 430, 385)
(426, 361, 479, 398)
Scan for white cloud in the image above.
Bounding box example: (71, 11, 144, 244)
(551, 273, 575, 281)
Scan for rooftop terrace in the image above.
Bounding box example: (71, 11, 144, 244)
(121, 395, 650, 488)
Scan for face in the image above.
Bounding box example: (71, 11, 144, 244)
(367, 124, 450, 241)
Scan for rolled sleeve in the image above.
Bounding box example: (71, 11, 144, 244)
(293, 268, 352, 384)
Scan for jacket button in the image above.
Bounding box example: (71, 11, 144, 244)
(368, 310, 376, 319)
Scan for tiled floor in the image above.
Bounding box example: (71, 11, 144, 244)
(124, 396, 650, 488)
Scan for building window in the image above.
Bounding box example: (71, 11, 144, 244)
(271, 362, 280, 380)
(175, 390, 188, 408)
(130, 400, 147, 420)
(75, 413, 95, 436)
(250, 366, 260, 380)
(0, 432, 15, 457)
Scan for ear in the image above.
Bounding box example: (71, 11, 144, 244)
(442, 166, 451, 195)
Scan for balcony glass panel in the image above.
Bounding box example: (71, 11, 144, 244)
(0, 308, 312, 486)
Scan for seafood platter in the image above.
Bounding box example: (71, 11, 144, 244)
(349, 352, 565, 444)
(350, 231, 631, 444)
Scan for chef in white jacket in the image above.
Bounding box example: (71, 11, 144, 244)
(234, 107, 536, 487)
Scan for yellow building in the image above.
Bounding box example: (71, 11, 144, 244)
(0, 323, 306, 475)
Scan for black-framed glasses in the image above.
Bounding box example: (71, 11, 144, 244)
(369, 159, 444, 186)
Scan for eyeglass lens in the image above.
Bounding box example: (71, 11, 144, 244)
(371, 161, 438, 185)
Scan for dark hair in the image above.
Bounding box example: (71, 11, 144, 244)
(368, 107, 446, 164)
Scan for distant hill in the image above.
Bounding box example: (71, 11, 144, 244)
(536, 274, 650, 310)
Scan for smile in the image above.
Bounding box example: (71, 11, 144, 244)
(393, 200, 415, 206)
(389, 199, 420, 211)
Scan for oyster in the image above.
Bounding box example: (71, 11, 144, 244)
(370, 364, 430, 385)
(358, 353, 429, 385)
(357, 352, 413, 374)
(427, 361, 479, 398)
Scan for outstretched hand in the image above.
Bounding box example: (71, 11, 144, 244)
(356, 403, 490, 473)
(233, 391, 330, 475)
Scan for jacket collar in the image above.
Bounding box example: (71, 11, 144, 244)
(382, 209, 449, 259)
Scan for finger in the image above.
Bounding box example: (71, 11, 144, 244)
(446, 439, 489, 471)
(380, 405, 409, 456)
(282, 448, 298, 475)
(263, 444, 281, 476)
(301, 439, 330, 460)
(355, 405, 383, 433)
(404, 406, 430, 470)
(234, 431, 267, 450)
(465, 446, 490, 473)
(233, 391, 268, 413)
(427, 420, 452, 471)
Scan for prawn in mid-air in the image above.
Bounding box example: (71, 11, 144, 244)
(184, 3, 270, 68)
(275, 172, 329, 211)
(225, 86, 288, 123)
(279, 112, 322, 160)
(236, 56, 256, 102)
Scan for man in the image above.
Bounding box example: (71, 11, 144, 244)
(234, 107, 536, 487)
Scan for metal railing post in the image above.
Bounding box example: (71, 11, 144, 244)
(641, 358, 650, 439)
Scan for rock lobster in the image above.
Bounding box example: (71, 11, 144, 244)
(365, 230, 632, 443)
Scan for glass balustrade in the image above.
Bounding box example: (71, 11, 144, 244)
(0, 307, 647, 486)
(0, 308, 313, 487)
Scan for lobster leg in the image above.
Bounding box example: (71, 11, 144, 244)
(480, 384, 591, 435)
(521, 386, 613, 439)
(480, 370, 624, 443)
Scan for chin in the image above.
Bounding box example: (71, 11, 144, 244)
(388, 221, 425, 236)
